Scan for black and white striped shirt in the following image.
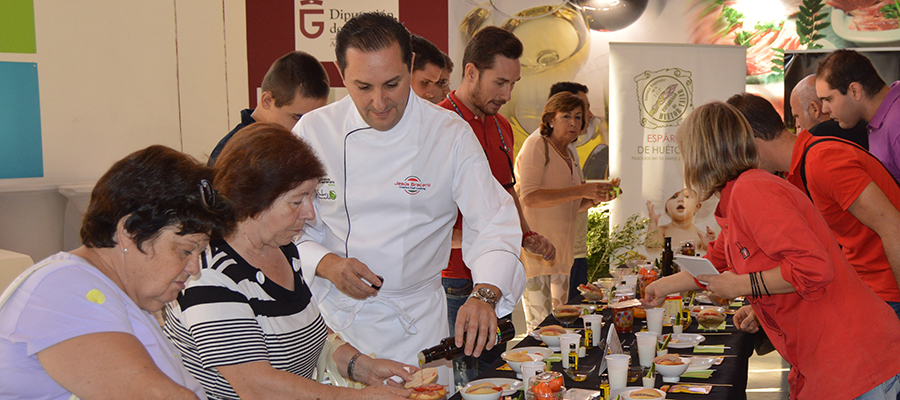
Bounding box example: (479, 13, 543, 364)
(164, 240, 327, 400)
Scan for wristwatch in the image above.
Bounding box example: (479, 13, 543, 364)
(469, 287, 499, 308)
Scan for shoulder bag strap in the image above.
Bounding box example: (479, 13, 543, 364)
(800, 137, 900, 202)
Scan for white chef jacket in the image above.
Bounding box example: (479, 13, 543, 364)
(292, 89, 526, 365)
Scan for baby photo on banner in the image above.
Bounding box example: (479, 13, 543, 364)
(609, 42, 747, 259)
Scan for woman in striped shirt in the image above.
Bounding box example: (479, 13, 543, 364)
(164, 123, 415, 400)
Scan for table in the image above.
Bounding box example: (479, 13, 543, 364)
(449, 298, 755, 399)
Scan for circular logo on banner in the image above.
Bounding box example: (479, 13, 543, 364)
(634, 68, 694, 130)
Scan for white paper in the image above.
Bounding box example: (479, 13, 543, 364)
(674, 254, 719, 284)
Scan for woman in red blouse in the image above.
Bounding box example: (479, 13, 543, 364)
(642, 101, 900, 400)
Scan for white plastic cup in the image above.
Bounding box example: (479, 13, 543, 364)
(646, 307, 665, 335)
(520, 360, 545, 386)
(582, 315, 604, 347)
(559, 333, 581, 368)
(623, 274, 639, 287)
(635, 331, 658, 367)
(673, 324, 683, 334)
(643, 374, 656, 388)
(606, 354, 630, 389)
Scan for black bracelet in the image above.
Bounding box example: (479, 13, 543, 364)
(749, 271, 758, 299)
(759, 271, 770, 296)
(347, 352, 363, 382)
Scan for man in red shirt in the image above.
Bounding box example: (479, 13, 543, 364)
(728, 93, 900, 320)
(437, 26, 556, 388)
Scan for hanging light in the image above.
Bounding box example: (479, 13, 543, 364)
(570, 0, 649, 32)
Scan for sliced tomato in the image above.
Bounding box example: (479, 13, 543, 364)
(548, 376, 563, 392)
(532, 381, 552, 395)
(414, 384, 444, 392)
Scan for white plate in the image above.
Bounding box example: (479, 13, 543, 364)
(659, 333, 705, 349)
(832, 8, 900, 45)
(464, 378, 523, 396)
(684, 356, 714, 371)
(502, 346, 555, 361)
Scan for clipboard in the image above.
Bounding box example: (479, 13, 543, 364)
(674, 255, 719, 284)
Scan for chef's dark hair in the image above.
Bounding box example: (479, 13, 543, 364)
(726, 93, 785, 142)
(335, 12, 412, 74)
(214, 123, 325, 223)
(81, 146, 233, 251)
(411, 35, 445, 72)
(816, 49, 886, 97)
(549, 82, 588, 98)
(462, 26, 523, 76)
(262, 51, 330, 107)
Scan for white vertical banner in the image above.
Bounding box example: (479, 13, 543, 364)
(609, 43, 746, 258)
(295, 0, 400, 63)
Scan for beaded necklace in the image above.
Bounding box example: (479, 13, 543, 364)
(544, 136, 571, 160)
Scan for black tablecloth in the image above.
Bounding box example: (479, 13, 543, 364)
(449, 300, 755, 399)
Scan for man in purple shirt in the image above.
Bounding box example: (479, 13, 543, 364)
(816, 49, 900, 180)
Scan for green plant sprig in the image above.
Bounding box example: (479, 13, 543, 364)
(797, 0, 830, 50)
(586, 204, 654, 282)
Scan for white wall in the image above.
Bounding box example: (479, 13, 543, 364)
(0, 0, 249, 261)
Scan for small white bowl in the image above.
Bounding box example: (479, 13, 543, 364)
(539, 332, 562, 349)
(654, 359, 690, 383)
(502, 347, 553, 376)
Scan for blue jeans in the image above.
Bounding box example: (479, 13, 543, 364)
(442, 277, 505, 391)
(853, 372, 900, 400)
(567, 257, 588, 302)
(888, 301, 900, 322)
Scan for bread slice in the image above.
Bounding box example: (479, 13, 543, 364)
(465, 382, 502, 394)
(629, 388, 663, 398)
(537, 325, 567, 336)
(404, 367, 439, 389)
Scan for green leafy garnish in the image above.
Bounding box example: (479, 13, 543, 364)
(714, 2, 745, 39)
(881, 0, 900, 20)
(646, 363, 656, 378)
(798, 0, 830, 50)
(771, 48, 785, 75)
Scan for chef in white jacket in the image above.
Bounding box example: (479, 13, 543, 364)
(292, 12, 526, 379)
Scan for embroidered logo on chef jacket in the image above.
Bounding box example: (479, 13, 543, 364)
(317, 177, 337, 201)
(395, 176, 431, 195)
(736, 241, 750, 259)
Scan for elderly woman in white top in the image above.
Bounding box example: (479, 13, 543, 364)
(515, 92, 620, 330)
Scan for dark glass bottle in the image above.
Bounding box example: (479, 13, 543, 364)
(661, 237, 674, 276)
(417, 318, 515, 365)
